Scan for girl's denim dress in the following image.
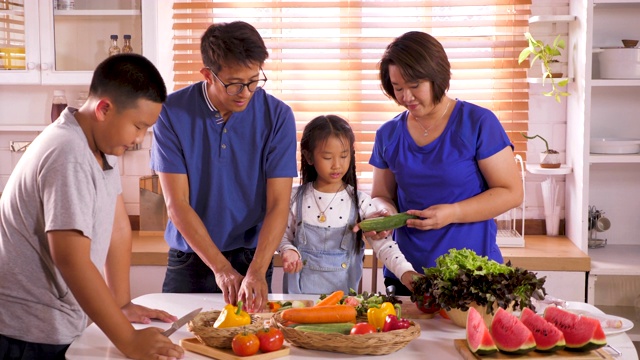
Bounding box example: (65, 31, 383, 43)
(284, 188, 364, 294)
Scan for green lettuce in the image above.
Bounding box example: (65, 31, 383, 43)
(411, 248, 546, 315)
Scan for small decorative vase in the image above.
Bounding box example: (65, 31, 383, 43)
(540, 151, 561, 168)
(542, 61, 564, 78)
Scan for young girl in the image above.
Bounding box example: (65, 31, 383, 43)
(278, 115, 414, 294)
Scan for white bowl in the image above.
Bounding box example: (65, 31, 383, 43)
(590, 137, 640, 154)
(596, 48, 640, 79)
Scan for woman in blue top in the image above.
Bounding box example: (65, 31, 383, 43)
(362, 31, 524, 296)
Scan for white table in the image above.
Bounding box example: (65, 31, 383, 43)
(66, 293, 638, 359)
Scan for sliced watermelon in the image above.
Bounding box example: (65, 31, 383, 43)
(490, 307, 536, 354)
(466, 307, 497, 355)
(520, 307, 565, 352)
(543, 306, 607, 352)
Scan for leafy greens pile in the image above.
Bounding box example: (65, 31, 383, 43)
(410, 248, 546, 315)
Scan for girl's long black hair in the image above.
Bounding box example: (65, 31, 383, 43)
(295, 115, 363, 252)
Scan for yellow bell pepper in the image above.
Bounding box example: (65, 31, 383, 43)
(367, 302, 396, 331)
(213, 300, 251, 328)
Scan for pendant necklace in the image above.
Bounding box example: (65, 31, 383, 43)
(312, 182, 343, 223)
(415, 99, 451, 137)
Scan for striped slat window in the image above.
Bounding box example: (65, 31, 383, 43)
(172, 0, 531, 188)
(0, 0, 25, 70)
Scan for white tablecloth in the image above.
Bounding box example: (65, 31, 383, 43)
(66, 293, 638, 359)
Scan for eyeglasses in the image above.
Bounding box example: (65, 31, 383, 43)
(208, 68, 268, 96)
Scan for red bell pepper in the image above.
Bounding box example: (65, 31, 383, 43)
(382, 314, 412, 332)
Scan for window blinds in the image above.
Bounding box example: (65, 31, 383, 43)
(171, 0, 531, 186)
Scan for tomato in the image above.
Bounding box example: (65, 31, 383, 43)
(255, 326, 284, 353)
(231, 331, 260, 356)
(415, 295, 440, 314)
(350, 322, 377, 335)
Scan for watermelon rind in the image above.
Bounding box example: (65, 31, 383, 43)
(466, 307, 497, 355)
(520, 307, 566, 352)
(543, 306, 607, 352)
(491, 308, 536, 354)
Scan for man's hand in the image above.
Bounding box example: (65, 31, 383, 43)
(214, 266, 244, 305)
(238, 270, 269, 313)
(121, 302, 177, 324)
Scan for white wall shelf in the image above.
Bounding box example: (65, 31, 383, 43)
(0, 125, 47, 132)
(53, 10, 141, 16)
(529, 15, 577, 24)
(591, 79, 640, 87)
(527, 77, 573, 84)
(525, 164, 572, 175)
(589, 154, 640, 163)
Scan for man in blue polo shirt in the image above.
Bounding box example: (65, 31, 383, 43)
(150, 21, 297, 312)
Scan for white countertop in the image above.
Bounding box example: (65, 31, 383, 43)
(66, 293, 638, 360)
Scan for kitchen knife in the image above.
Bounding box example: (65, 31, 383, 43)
(161, 307, 202, 337)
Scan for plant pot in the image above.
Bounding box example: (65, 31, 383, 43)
(541, 61, 564, 78)
(445, 302, 514, 329)
(539, 151, 561, 168)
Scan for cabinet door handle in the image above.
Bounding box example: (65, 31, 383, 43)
(40, 63, 51, 71)
(27, 62, 38, 70)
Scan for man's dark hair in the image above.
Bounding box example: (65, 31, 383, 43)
(89, 53, 167, 110)
(200, 21, 269, 73)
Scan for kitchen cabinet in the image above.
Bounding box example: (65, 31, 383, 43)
(565, 0, 640, 311)
(0, 0, 158, 85)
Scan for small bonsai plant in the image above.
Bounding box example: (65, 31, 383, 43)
(521, 132, 561, 168)
(518, 32, 569, 102)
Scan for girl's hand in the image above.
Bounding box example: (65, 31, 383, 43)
(406, 204, 459, 230)
(281, 249, 303, 273)
(121, 302, 178, 324)
(400, 271, 421, 292)
(353, 208, 394, 240)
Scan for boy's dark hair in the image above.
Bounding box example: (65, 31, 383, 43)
(297, 114, 363, 252)
(200, 21, 269, 73)
(89, 53, 167, 110)
(379, 31, 451, 105)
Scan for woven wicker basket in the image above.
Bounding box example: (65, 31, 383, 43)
(187, 310, 264, 348)
(270, 313, 420, 355)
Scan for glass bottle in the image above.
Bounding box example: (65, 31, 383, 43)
(122, 34, 133, 53)
(51, 90, 68, 123)
(75, 91, 88, 108)
(108, 35, 121, 56)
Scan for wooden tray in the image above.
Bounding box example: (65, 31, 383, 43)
(454, 339, 613, 360)
(180, 338, 290, 360)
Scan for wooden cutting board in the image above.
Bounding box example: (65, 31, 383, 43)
(180, 338, 290, 360)
(453, 339, 614, 360)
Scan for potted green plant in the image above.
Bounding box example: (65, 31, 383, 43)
(521, 133, 561, 168)
(410, 249, 546, 329)
(518, 32, 569, 102)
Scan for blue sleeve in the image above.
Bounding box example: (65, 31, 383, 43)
(266, 99, 298, 179)
(150, 105, 187, 174)
(473, 107, 513, 161)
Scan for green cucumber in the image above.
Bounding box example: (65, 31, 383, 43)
(359, 212, 417, 232)
(294, 322, 355, 335)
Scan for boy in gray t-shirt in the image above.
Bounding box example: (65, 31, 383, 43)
(0, 54, 184, 360)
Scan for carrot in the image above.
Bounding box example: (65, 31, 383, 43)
(281, 305, 356, 324)
(315, 290, 344, 307)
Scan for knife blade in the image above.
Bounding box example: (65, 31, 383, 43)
(161, 307, 202, 337)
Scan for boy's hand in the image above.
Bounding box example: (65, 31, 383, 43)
(120, 327, 184, 360)
(281, 249, 303, 273)
(121, 302, 178, 324)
